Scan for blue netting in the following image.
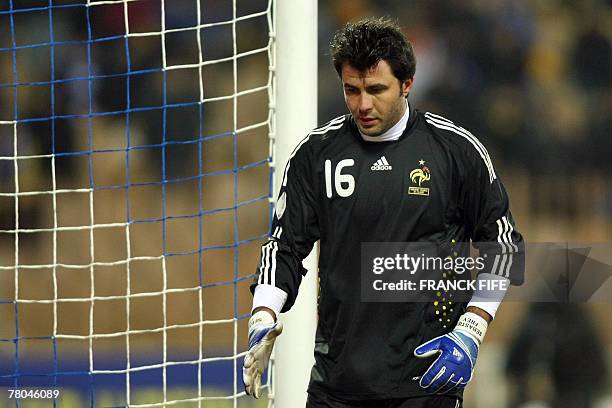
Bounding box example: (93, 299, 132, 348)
(0, 0, 273, 406)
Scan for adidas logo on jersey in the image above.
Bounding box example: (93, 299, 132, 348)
(371, 156, 392, 171)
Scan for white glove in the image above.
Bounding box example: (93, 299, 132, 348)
(242, 311, 283, 398)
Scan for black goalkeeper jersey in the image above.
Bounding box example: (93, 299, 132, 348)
(253, 105, 524, 400)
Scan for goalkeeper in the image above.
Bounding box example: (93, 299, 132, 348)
(244, 17, 524, 407)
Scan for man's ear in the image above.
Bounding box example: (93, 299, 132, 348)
(401, 78, 414, 97)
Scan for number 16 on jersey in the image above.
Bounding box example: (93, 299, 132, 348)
(325, 159, 355, 198)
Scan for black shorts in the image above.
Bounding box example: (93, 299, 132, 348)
(306, 392, 462, 408)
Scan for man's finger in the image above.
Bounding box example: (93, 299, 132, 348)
(414, 335, 443, 358)
(431, 372, 454, 394)
(253, 373, 261, 399)
(244, 352, 254, 368)
(242, 370, 248, 387)
(243, 367, 252, 396)
(420, 363, 446, 389)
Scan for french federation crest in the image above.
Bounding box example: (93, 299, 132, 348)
(408, 159, 430, 196)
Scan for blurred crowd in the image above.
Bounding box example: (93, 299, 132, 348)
(0, 0, 270, 234)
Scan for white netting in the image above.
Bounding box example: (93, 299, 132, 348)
(0, 0, 274, 406)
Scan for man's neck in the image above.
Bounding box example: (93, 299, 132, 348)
(360, 99, 409, 142)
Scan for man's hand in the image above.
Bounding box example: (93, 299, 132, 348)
(242, 310, 283, 398)
(414, 312, 488, 394)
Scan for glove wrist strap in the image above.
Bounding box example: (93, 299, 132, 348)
(455, 312, 488, 345)
(249, 310, 275, 331)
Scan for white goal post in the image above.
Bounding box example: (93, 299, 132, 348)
(273, 0, 318, 407)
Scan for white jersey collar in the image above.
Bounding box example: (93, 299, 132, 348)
(359, 99, 409, 142)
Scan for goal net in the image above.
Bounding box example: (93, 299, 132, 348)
(0, 0, 275, 406)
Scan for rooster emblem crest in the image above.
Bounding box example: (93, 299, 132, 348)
(408, 160, 431, 196)
(410, 167, 430, 186)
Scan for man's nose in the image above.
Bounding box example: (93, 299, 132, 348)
(358, 93, 373, 113)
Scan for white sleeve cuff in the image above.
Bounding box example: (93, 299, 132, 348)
(252, 284, 288, 318)
(467, 273, 510, 319)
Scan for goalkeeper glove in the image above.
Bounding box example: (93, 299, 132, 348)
(414, 312, 488, 394)
(242, 310, 283, 398)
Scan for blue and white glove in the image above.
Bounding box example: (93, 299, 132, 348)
(242, 311, 283, 398)
(414, 312, 488, 394)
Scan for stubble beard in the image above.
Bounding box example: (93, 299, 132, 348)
(358, 96, 406, 137)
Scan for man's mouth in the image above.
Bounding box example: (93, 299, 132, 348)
(359, 117, 377, 127)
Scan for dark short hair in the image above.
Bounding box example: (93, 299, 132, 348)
(330, 17, 416, 82)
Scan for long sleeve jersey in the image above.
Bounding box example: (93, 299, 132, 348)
(252, 105, 525, 399)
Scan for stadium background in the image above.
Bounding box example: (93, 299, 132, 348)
(0, 0, 610, 406)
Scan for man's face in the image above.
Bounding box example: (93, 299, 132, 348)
(341, 60, 413, 136)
